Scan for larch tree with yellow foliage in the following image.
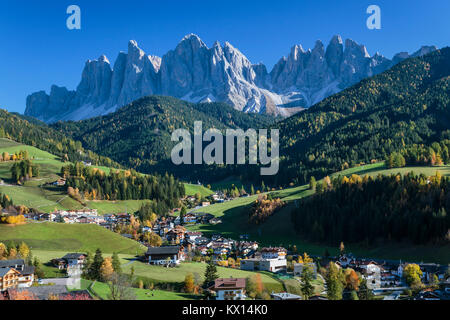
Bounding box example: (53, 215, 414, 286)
(18, 242, 30, 259)
(100, 257, 114, 281)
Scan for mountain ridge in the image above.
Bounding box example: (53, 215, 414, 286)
(25, 34, 437, 123)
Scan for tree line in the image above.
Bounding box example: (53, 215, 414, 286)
(62, 162, 185, 215)
(10, 159, 39, 184)
(0, 150, 30, 162)
(387, 139, 450, 168)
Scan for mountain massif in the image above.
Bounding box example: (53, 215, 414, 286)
(45, 48, 450, 186)
(25, 34, 436, 123)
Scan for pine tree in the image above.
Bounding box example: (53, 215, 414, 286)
(112, 252, 122, 274)
(90, 249, 104, 281)
(326, 262, 343, 300)
(33, 257, 45, 279)
(358, 278, 374, 300)
(83, 252, 93, 278)
(203, 260, 218, 288)
(180, 206, 187, 225)
(300, 265, 315, 300)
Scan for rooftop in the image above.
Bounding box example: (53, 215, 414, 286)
(271, 292, 302, 300)
(0, 259, 25, 268)
(214, 278, 246, 290)
(62, 253, 86, 260)
(146, 246, 181, 255)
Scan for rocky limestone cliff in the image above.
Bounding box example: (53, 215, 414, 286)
(25, 34, 437, 123)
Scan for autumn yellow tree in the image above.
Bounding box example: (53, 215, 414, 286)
(0, 242, 7, 259)
(18, 242, 30, 259)
(344, 268, 360, 291)
(144, 232, 163, 247)
(8, 246, 17, 259)
(254, 274, 264, 296)
(339, 242, 345, 255)
(143, 220, 152, 228)
(403, 264, 423, 287)
(184, 273, 195, 293)
(100, 257, 114, 281)
(298, 252, 313, 264)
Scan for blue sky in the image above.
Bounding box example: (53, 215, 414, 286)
(0, 0, 449, 113)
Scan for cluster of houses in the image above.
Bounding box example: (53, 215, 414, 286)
(335, 253, 449, 290)
(30, 209, 102, 225)
(28, 210, 134, 229)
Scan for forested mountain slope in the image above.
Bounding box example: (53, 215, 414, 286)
(272, 47, 450, 186)
(51, 95, 274, 175)
(0, 109, 120, 168)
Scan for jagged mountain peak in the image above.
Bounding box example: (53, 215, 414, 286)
(98, 55, 110, 63)
(330, 35, 343, 45)
(25, 35, 438, 123)
(178, 33, 207, 49)
(412, 45, 438, 57)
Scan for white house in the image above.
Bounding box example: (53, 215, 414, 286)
(145, 246, 185, 266)
(261, 247, 287, 260)
(240, 247, 287, 273)
(212, 278, 247, 300)
(61, 253, 87, 276)
(240, 258, 287, 273)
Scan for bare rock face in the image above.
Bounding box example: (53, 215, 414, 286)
(25, 35, 437, 123)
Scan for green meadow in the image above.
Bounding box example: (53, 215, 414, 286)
(0, 222, 146, 254)
(73, 279, 199, 300)
(122, 261, 283, 292)
(0, 139, 201, 214)
(184, 183, 214, 197)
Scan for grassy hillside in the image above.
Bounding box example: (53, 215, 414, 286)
(0, 222, 146, 254)
(75, 279, 198, 300)
(184, 184, 214, 197)
(0, 139, 192, 214)
(332, 161, 450, 178)
(190, 163, 450, 263)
